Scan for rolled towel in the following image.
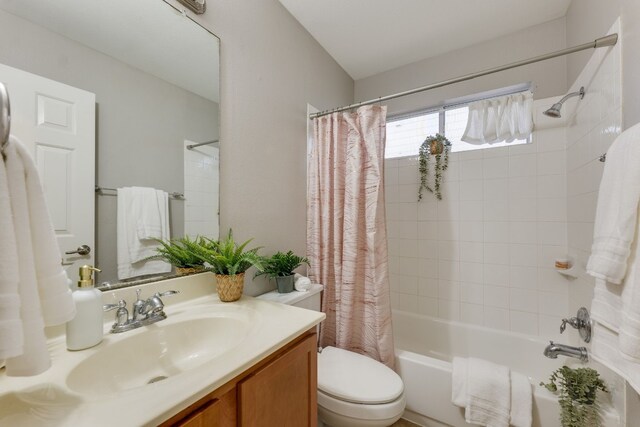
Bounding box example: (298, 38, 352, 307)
(294, 273, 312, 292)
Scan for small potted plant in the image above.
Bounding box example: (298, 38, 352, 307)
(145, 236, 206, 275)
(192, 229, 263, 302)
(418, 133, 451, 201)
(256, 251, 309, 293)
(540, 366, 608, 427)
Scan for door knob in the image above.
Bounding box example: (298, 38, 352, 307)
(65, 245, 91, 256)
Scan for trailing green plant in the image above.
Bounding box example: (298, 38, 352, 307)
(144, 236, 206, 268)
(540, 366, 608, 427)
(191, 229, 263, 275)
(256, 251, 309, 279)
(418, 134, 451, 201)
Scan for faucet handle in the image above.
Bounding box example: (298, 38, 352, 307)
(103, 300, 126, 312)
(103, 300, 129, 326)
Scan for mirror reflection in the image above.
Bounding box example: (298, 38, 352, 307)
(0, 0, 220, 286)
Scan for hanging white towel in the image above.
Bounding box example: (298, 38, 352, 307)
(0, 142, 23, 361)
(117, 186, 171, 280)
(452, 357, 531, 427)
(586, 122, 640, 392)
(462, 92, 533, 145)
(4, 136, 76, 376)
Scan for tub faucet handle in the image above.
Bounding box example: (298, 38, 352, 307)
(559, 307, 592, 343)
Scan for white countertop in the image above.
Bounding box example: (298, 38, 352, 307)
(0, 273, 325, 426)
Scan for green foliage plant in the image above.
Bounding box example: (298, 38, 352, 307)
(145, 236, 206, 268)
(191, 229, 263, 275)
(418, 134, 451, 201)
(256, 251, 309, 279)
(540, 366, 608, 427)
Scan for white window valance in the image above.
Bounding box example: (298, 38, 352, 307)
(461, 91, 533, 144)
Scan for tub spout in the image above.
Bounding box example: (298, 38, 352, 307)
(543, 341, 588, 362)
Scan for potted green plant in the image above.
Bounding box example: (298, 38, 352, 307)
(191, 229, 263, 302)
(145, 236, 206, 275)
(418, 133, 451, 201)
(256, 251, 309, 293)
(540, 366, 608, 427)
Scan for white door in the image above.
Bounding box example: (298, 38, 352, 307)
(0, 63, 96, 284)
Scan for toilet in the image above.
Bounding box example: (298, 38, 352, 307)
(257, 285, 406, 427)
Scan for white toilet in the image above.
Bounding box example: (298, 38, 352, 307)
(257, 285, 406, 427)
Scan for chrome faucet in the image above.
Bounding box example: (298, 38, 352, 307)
(103, 289, 179, 333)
(543, 341, 589, 362)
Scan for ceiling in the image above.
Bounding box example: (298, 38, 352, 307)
(279, 0, 572, 80)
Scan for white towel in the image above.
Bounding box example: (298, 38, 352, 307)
(586, 122, 640, 284)
(510, 372, 532, 427)
(294, 273, 312, 292)
(0, 142, 23, 360)
(4, 136, 76, 376)
(117, 186, 171, 280)
(586, 122, 640, 381)
(452, 357, 531, 427)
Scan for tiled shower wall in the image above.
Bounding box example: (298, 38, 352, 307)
(386, 21, 623, 340)
(386, 102, 571, 337)
(565, 21, 622, 323)
(184, 141, 220, 240)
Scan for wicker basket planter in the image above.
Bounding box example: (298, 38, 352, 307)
(175, 266, 205, 276)
(216, 273, 245, 302)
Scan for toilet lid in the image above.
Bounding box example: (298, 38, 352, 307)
(317, 346, 404, 404)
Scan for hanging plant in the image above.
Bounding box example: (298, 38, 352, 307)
(418, 134, 451, 201)
(540, 366, 608, 427)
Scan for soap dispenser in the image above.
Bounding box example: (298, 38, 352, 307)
(66, 265, 104, 350)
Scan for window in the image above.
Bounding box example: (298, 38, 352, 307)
(385, 96, 531, 159)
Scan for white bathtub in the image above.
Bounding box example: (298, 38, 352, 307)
(392, 310, 621, 427)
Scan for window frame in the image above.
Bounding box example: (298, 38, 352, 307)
(385, 83, 533, 159)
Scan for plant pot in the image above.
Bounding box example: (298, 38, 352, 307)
(275, 275, 295, 293)
(175, 266, 205, 276)
(430, 139, 444, 155)
(215, 273, 245, 302)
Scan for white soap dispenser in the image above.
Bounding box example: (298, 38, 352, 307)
(66, 265, 104, 351)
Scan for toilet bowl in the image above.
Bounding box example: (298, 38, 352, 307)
(256, 285, 406, 427)
(317, 346, 405, 427)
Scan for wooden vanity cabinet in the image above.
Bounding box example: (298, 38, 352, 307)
(163, 331, 317, 427)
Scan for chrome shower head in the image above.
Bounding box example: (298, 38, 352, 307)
(543, 86, 585, 118)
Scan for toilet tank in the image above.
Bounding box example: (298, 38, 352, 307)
(256, 283, 323, 311)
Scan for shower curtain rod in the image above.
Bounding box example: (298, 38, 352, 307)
(309, 33, 619, 119)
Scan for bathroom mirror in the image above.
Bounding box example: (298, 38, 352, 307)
(0, 0, 220, 287)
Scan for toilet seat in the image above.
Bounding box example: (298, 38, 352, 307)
(318, 346, 404, 404)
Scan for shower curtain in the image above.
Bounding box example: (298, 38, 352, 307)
(307, 105, 395, 368)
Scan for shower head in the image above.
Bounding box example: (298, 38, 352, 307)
(543, 87, 585, 118)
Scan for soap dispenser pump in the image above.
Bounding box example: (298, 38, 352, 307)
(66, 265, 104, 351)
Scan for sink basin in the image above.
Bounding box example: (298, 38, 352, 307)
(66, 315, 252, 397)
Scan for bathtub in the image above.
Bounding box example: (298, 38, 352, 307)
(392, 310, 621, 427)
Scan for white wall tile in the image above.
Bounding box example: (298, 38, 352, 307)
(387, 97, 572, 335)
(510, 311, 539, 335)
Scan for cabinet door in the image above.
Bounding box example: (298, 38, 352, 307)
(238, 334, 317, 427)
(178, 388, 236, 427)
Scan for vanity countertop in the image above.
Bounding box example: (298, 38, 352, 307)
(0, 273, 325, 426)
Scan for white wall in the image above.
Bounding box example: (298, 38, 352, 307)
(355, 18, 568, 117)
(168, 0, 354, 295)
(565, 0, 640, 128)
(385, 104, 569, 337)
(184, 142, 220, 240)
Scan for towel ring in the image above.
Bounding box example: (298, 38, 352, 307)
(0, 82, 10, 155)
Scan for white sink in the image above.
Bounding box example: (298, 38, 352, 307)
(66, 315, 252, 397)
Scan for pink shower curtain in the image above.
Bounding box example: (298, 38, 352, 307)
(307, 105, 395, 368)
